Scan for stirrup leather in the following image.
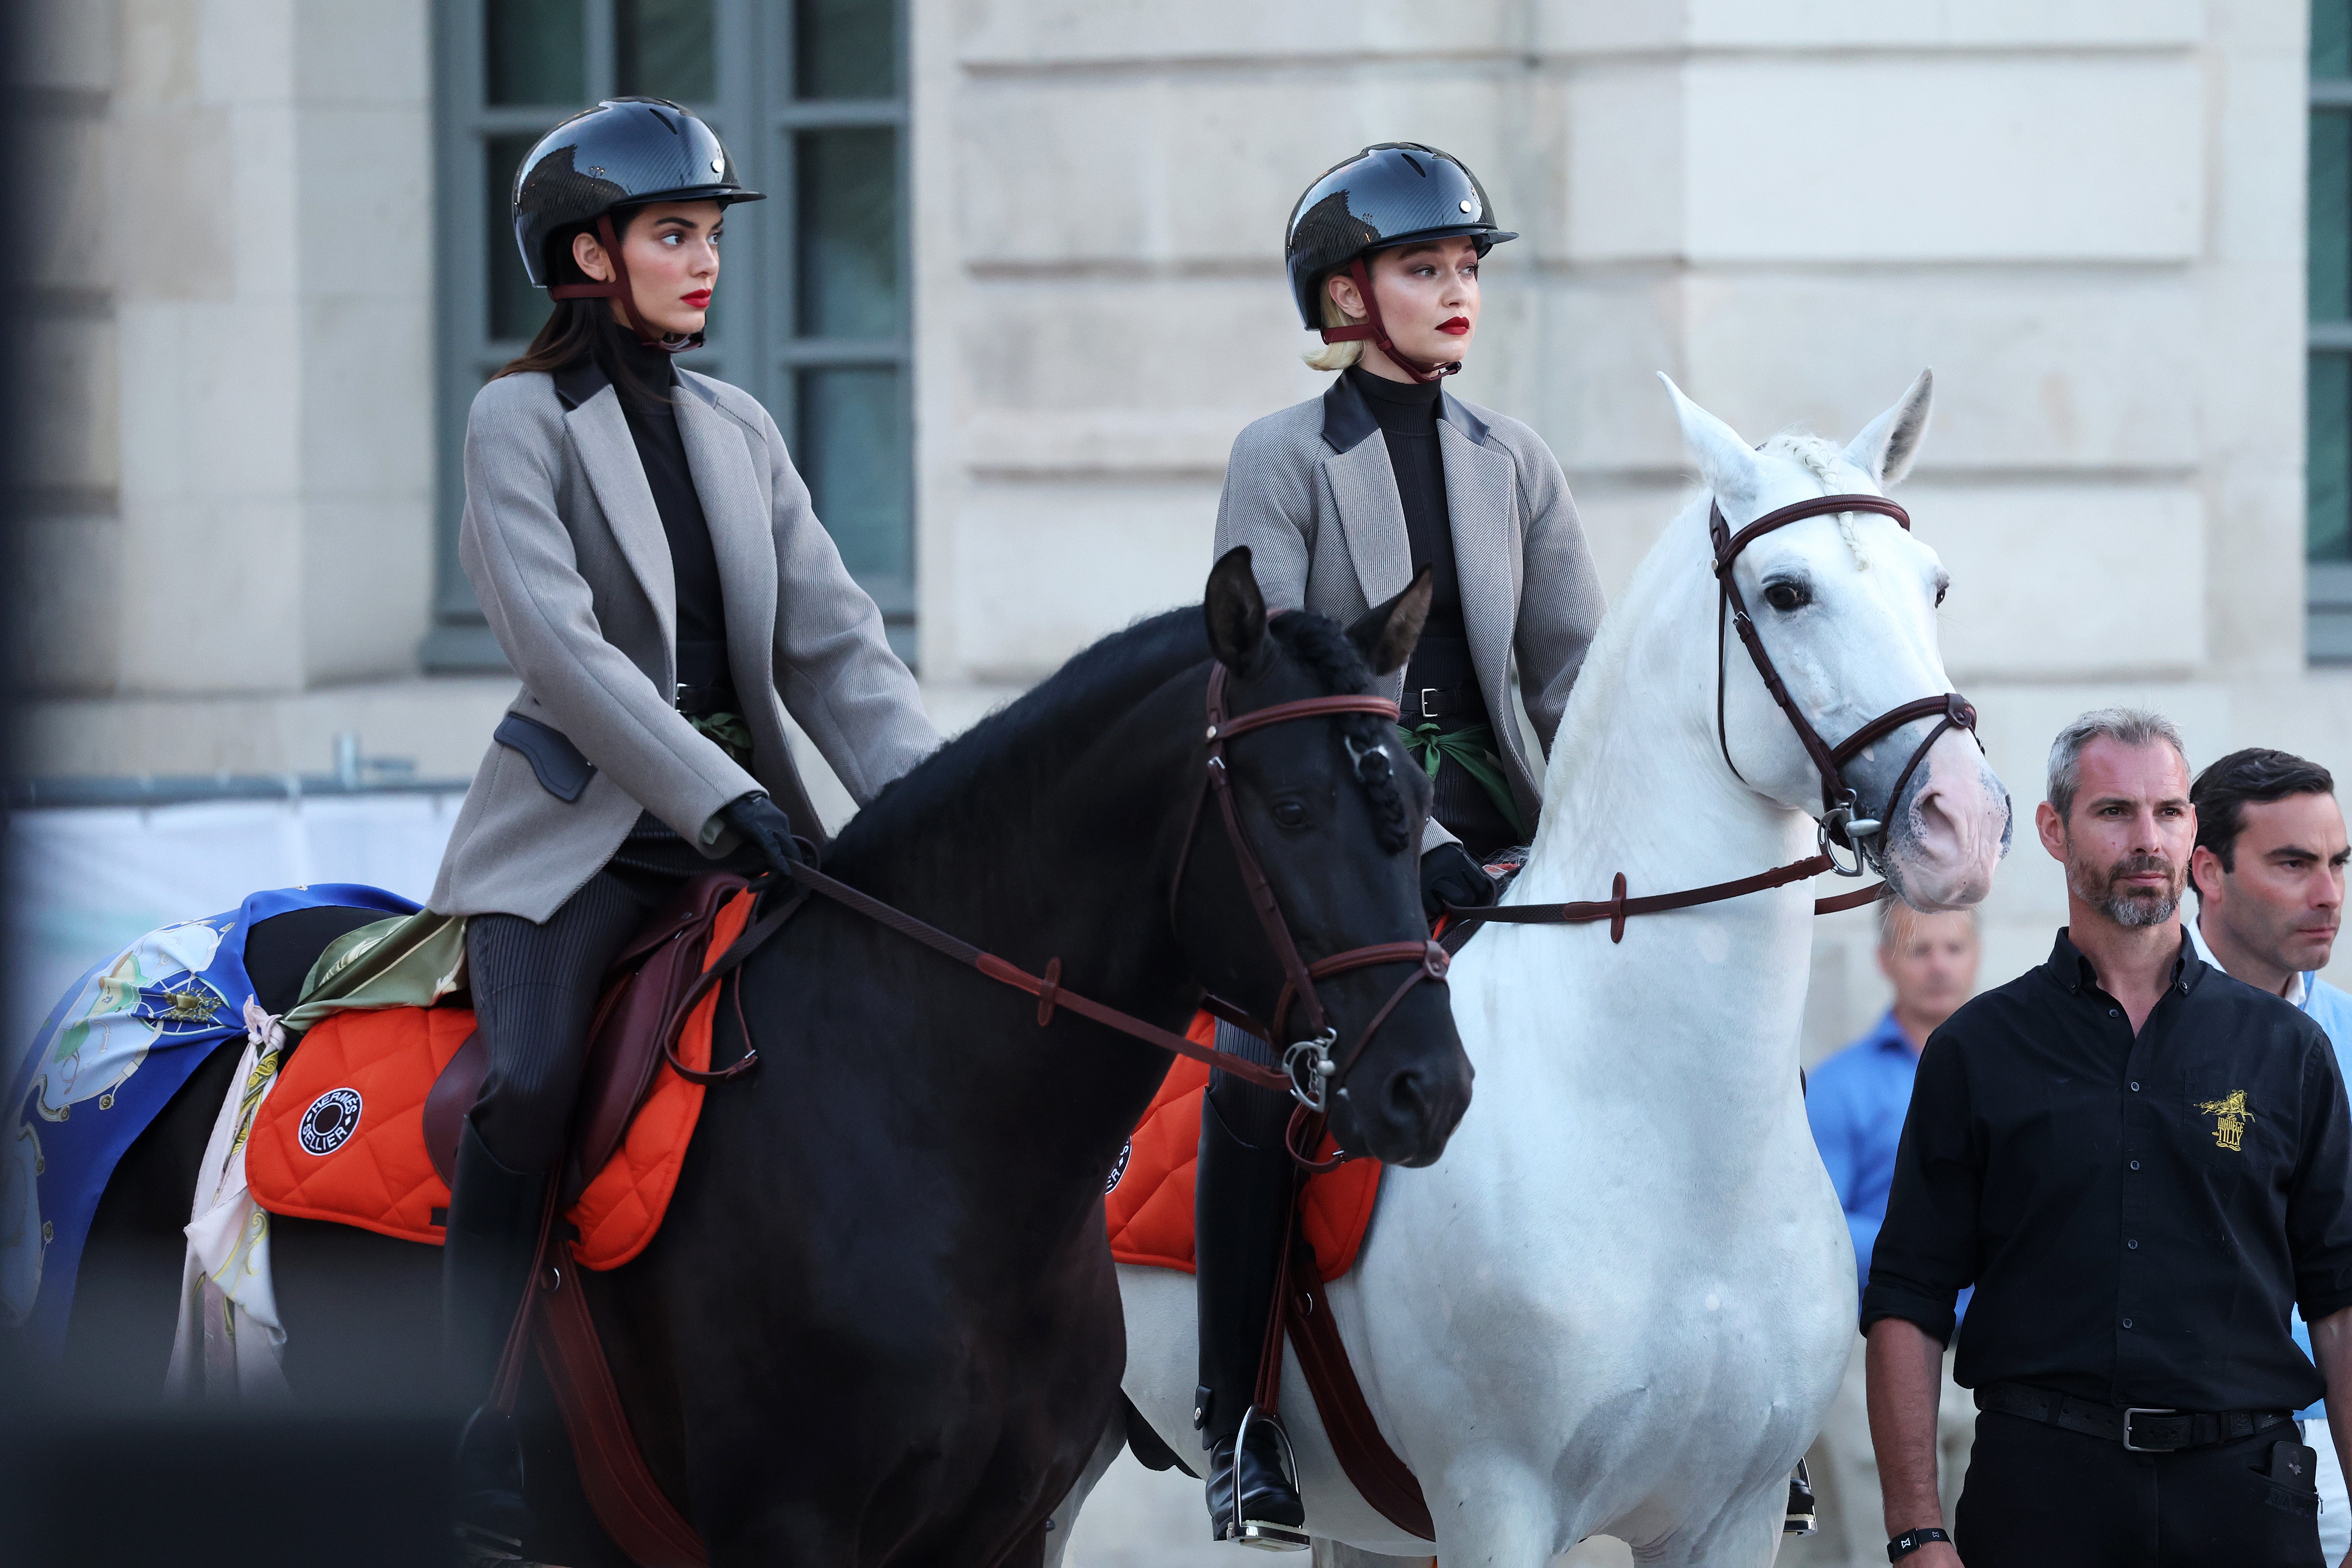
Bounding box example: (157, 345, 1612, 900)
(1223, 1408, 1310, 1552)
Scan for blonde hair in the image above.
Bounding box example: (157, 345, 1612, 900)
(1303, 273, 1366, 372)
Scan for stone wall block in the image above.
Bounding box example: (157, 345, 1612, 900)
(298, 105, 434, 293)
(118, 0, 201, 105)
(957, 0, 1517, 66)
(24, 314, 120, 495)
(298, 297, 432, 494)
(1914, 483, 2207, 680)
(116, 499, 306, 692)
(24, 115, 115, 295)
(294, 0, 428, 102)
(112, 104, 234, 301)
(301, 499, 434, 684)
(11, 0, 117, 89)
(1684, 58, 2203, 262)
(1526, 275, 1690, 472)
(15, 517, 125, 696)
(949, 479, 1220, 679)
(1563, 63, 1683, 262)
(1557, 479, 1693, 602)
(1679, 272, 2201, 472)
(959, 277, 1312, 417)
(957, 80, 1163, 263)
(1680, 0, 2201, 49)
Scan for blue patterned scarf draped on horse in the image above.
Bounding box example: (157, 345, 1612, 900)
(0, 884, 417, 1355)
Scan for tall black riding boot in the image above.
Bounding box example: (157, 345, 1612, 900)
(443, 1118, 550, 1563)
(1194, 1093, 1308, 1551)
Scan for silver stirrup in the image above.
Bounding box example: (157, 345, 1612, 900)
(1227, 1407, 1310, 1552)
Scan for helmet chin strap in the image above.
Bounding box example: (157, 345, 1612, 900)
(1317, 257, 1459, 385)
(547, 212, 704, 354)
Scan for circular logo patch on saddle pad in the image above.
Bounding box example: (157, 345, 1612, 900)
(299, 1087, 363, 1156)
(1105, 1140, 1132, 1194)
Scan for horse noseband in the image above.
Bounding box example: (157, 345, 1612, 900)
(1170, 663, 1445, 1116)
(1708, 494, 1983, 876)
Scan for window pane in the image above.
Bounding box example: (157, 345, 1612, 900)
(797, 366, 909, 587)
(486, 0, 586, 105)
(796, 0, 895, 100)
(2322, 0, 2352, 80)
(2318, 112, 2352, 323)
(2314, 354, 2352, 562)
(615, 0, 715, 102)
(488, 133, 554, 341)
(796, 128, 900, 339)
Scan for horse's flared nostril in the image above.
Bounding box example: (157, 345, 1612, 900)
(1384, 1069, 1431, 1132)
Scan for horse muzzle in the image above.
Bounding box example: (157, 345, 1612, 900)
(1877, 729, 2011, 911)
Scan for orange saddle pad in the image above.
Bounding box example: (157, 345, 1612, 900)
(247, 889, 753, 1271)
(1104, 1013, 1383, 1283)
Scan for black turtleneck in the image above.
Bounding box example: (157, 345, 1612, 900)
(612, 338, 729, 695)
(1345, 365, 1514, 854)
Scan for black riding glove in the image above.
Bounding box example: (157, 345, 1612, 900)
(1420, 842, 1495, 921)
(720, 793, 805, 877)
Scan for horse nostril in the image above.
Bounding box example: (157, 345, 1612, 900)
(1384, 1069, 1430, 1128)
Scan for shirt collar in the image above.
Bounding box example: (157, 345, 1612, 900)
(1866, 1008, 1920, 1055)
(2045, 925, 2199, 998)
(2185, 913, 2312, 1009)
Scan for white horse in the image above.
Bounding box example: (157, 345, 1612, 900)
(1051, 372, 2012, 1565)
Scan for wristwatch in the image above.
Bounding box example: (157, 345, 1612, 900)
(1888, 1526, 1951, 1561)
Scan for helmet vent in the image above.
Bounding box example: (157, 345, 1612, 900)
(1400, 152, 1426, 176)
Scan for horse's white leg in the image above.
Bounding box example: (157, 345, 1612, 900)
(1041, 1413, 1127, 1568)
(1621, 1477, 1785, 1568)
(1314, 1545, 1435, 1568)
(1427, 1463, 1567, 1568)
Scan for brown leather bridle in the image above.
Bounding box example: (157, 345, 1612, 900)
(659, 659, 1446, 1115)
(1710, 492, 1981, 874)
(1449, 491, 1984, 942)
(1171, 662, 1450, 1113)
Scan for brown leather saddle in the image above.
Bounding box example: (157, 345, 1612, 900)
(420, 871, 751, 1203)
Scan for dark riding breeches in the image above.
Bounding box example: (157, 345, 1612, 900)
(465, 813, 755, 1175)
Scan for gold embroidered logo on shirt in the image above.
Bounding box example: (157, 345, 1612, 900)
(2196, 1089, 2254, 1152)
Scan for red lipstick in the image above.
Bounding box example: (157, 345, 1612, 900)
(682, 289, 712, 308)
(1437, 316, 1470, 335)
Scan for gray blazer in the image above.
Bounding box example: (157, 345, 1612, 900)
(429, 361, 938, 922)
(1212, 376, 1604, 847)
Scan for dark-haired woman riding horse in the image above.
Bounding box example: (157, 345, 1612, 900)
(434, 97, 938, 1553)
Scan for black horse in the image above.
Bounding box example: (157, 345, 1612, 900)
(58, 551, 1472, 1566)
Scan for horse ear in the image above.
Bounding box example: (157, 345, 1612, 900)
(1659, 372, 1760, 513)
(1204, 546, 1271, 674)
(1842, 368, 1934, 487)
(1347, 567, 1433, 678)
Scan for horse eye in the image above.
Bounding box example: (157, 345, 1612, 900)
(1762, 581, 1809, 613)
(1934, 577, 1949, 608)
(1273, 799, 1309, 829)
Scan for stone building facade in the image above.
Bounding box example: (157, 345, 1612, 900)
(10, 0, 2347, 1047)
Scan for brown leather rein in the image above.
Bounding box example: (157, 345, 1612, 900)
(661, 664, 1445, 1112)
(1448, 492, 1982, 943)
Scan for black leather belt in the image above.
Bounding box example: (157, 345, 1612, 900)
(675, 682, 739, 717)
(1977, 1381, 2292, 1452)
(1411, 682, 1482, 721)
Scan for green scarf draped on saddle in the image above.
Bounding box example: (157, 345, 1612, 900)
(1396, 721, 1530, 844)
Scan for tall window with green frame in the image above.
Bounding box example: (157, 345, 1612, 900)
(2313, 0, 2352, 659)
(428, 0, 913, 671)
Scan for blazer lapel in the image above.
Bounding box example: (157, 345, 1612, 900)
(1439, 412, 1523, 729)
(1323, 440, 1414, 613)
(674, 384, 777, 693)
(565, 388, 677, 664)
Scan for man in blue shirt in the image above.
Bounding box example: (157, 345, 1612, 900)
(1802, 902, 1982, 1564)
(2187, 747, 2352, 1564)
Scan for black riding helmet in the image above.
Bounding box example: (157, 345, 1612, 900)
(512, 97, 763, 346)
(1285, 143, 1516, 382)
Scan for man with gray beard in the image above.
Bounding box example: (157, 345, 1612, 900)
(1861, 709, 2352, 1568)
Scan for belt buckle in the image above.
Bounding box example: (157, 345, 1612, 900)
(1418, 688, 1440, 720)
(2122, 1406, 2180, 1452)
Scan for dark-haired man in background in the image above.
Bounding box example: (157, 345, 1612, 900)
(1864, 709, 2352, 1568)
(2189, 746, 2352, 1557)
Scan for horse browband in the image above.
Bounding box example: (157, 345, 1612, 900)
(1450, 492, 1982, 943)
(659, 664, 1443, 1113)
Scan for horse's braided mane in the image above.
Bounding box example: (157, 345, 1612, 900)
(1266, 611, 1413, 855)
(828, 602, 1410, 865)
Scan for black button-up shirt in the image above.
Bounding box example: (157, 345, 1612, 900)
(1862, 928, 2352, 1412)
